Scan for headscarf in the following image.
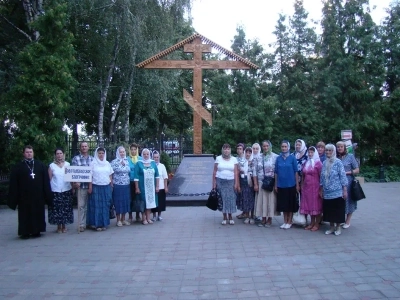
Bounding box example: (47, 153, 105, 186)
(324, 144, 337, 184)
(53, 148, 65, 164)
(295, 139, 307, 159)
(336, 141, 348, 159)
(280, 140, 290, 158)
(141, 148, 153, 164)
(262, 140, 273, 157)
(129, 145, 139, 163)
(152, 150, 160, 165)
(250, 143, 261, 161)
(304, 146, 320, 169)
(221, 144, 231, 159)
(115, 146, 127, 160)
(94, 147, 107, 166)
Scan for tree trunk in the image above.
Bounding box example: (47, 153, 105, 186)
(98, 35, 120, 147)
(123, 67, 135, 143)
(21, 0, 44, 40)
(108, 90, 124, 142)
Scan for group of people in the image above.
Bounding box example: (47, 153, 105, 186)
(212, 139, 359, 236)
(8, 143, 168, 238)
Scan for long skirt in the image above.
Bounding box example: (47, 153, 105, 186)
(216, 177, 236, 214)
(276, 186, 298, 213)
(113, 184, 130, 214)
(48, 190, 73, 225)
(130, 181, 145, 213)
(151, 189, 166, 213)
(345, 175, 357, 214)
(255, 182, 280, 218)
(323, 197, 345, 223)
(87, 184, 112, 228)
(237, 177, 254, 212)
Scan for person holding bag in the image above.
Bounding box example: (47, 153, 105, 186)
(253, 140, 279, 227)
(336, 141, 359, 229)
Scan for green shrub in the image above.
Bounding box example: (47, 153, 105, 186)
(359, 165, 400, 182)
(160, 151, 172, 174)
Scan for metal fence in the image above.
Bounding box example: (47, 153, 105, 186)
(65, 136, 193, 172)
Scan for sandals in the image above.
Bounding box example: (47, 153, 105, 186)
(142, 220, 148, 225)
(236, 214, 246, 219)
(310, 225, 320, 231)
(304, 225, 314, 230)
(147, 219, 154, 224)
(62, 228, 67, 233)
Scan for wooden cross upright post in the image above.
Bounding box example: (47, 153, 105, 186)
(136, 33, 258, 154)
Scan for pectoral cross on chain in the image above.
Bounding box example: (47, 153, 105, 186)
(30, 173, 35, 179)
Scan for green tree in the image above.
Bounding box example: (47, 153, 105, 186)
(316, 0, 385, 146)
(5, 0, 76, 163)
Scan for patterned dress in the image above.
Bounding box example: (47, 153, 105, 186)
(236, 156, 254, 213)
(134, 161, 159, 209)
(215, 156, 237, 214)
(339, 154, 359, 214)
(111, 158, 130, 214)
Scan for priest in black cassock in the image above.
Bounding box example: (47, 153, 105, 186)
(8, 145, 52, 239)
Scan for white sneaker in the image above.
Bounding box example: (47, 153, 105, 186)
(122, 220, 131, 226)
(280, 223, 287, 229)
(229, 220, 234, 225)
(157, 216, 163, 221)
(152, 216, 157, 222)
(334, 228, 342, 236)
(342, 223, 350, 229)
(325, 228, 335, 235)
(244, 218, 250, 224)
(116, 221, 122, 227)
(249, 218, 255, 225)
(285, 223, 292, 229)
(221, 220, 227, 225)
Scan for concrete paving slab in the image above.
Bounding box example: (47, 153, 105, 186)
(0, 182, 399, 299)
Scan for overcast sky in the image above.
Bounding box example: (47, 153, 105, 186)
(190, 0, 393, 50)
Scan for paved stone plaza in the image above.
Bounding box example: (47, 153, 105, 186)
(0, 182, 399, 300)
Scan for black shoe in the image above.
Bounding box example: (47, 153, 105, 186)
(31, 233, 41, 238)
(20, 235, 30, 240)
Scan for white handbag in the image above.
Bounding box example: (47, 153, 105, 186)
(292, 192, 306, 226)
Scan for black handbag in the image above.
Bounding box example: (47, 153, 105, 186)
(206, 189, 218, 211)
(351, 171, 365, 201)
(109, 204, 116, 219)
(261, 158, 275, 191)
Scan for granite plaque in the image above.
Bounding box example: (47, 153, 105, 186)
(166, 154, 215, 206)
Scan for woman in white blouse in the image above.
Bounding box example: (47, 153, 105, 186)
(151, 151, 168, 221)
(212, 144, 240, 225)
(87, 147, 114, 231)
(48, 148, 73, 233)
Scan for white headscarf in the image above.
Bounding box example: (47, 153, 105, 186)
(94, 147, 107, 166)
(115, 146, 127, 160)
(141, 148, 153, 164)
(305, 146, 320, 169)
(295, 139, 307, 159)
(250, 143, 261, 161)
(324, 144, 337, 183)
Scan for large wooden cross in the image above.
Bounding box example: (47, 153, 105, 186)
(136, 33, 258, 154)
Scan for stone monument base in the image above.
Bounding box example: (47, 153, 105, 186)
(166, 154, 214, 206)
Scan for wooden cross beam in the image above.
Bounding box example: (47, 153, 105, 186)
(137, 34, 257, 154)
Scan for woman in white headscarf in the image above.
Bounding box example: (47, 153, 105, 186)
(87, 147, 114, 231)
(319, 144, 348, 236)
(294, 139, 308, 182)
(111, 146, 131, 227)
(134, 148, 160, 225)
(151, 151, 168, 221)
(300, 146, 323, 231)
